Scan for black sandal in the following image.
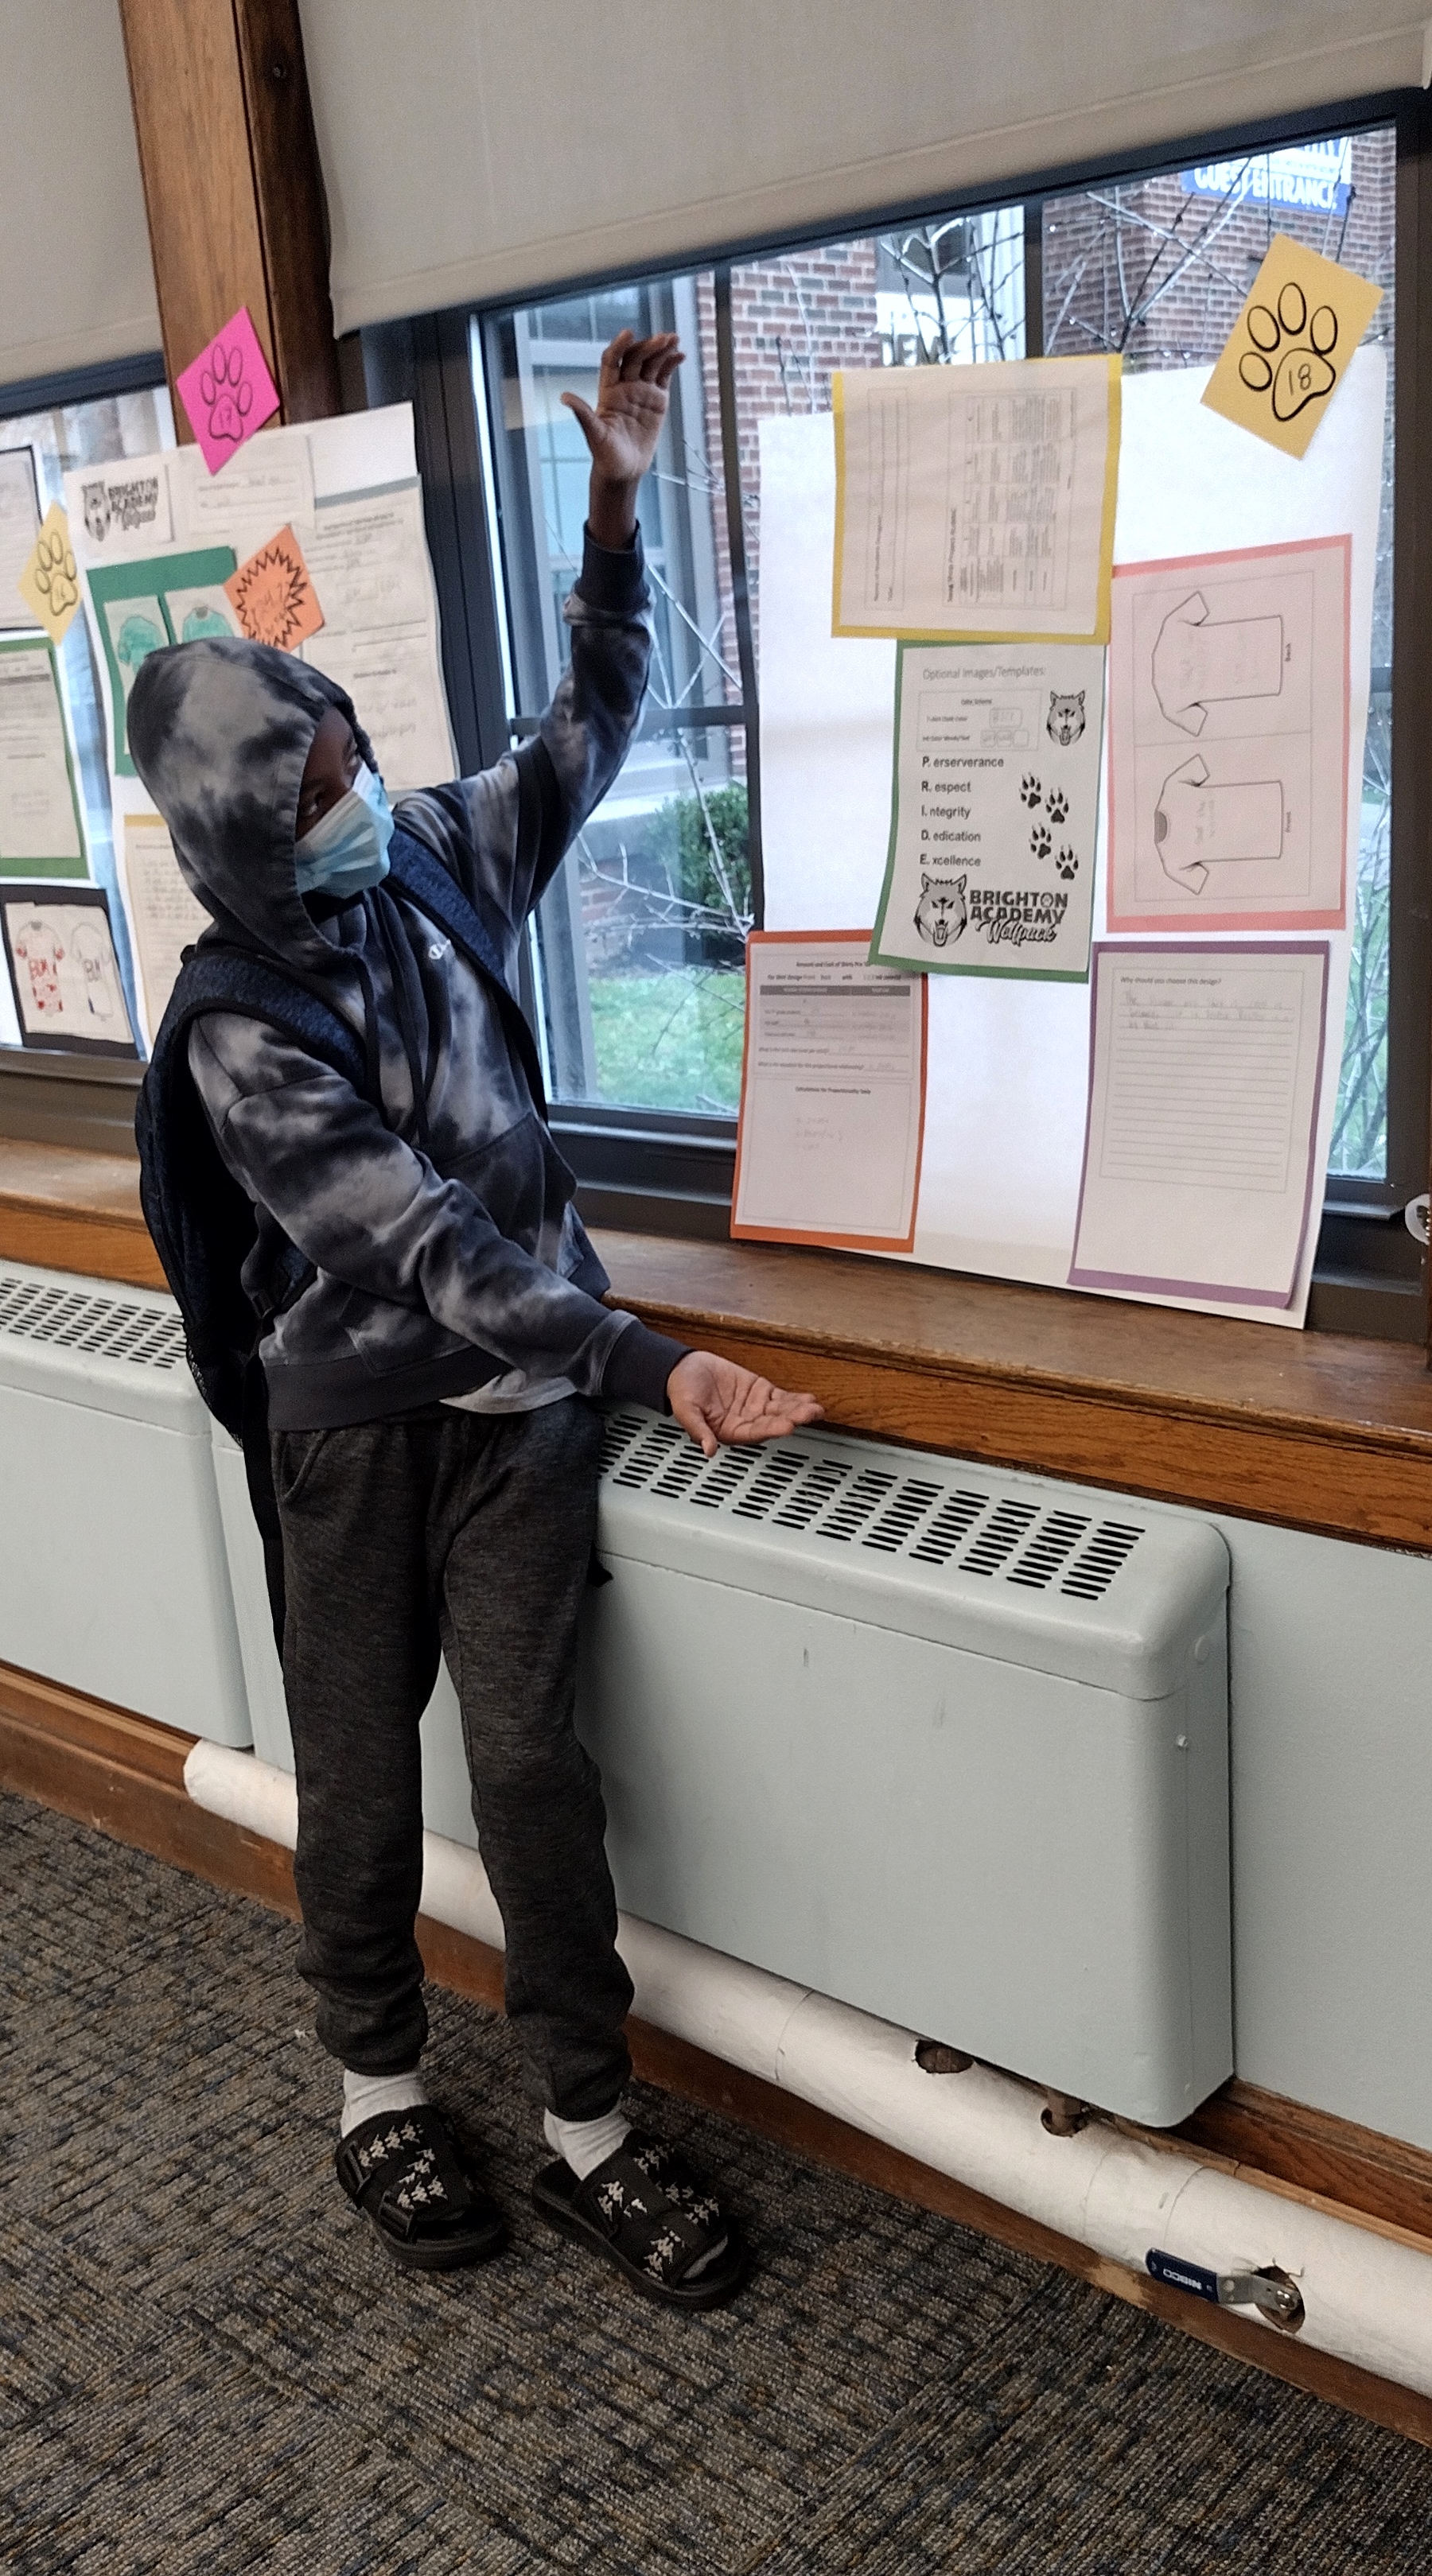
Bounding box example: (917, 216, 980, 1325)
(335, 2104, 508, 2272)
(532, 2126, 749, 2310)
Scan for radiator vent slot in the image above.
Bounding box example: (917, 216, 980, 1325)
(1006, 1510, 1092, 1591)
(862, 1480, 944, 1553)
(1062, 1523, 1143, 1600)
(731, 1449, 808, 1520)
(908, 1491, 990, 1565)
(772, 1458, 850, 1529)
(959, 1498, 1039, 1576)
(610, 1419, 685, 1490)
(598, 1409, 649, 1475)
(596, 1410, 1150, 1601)
(0, 1271, 185, 1371)
(816, 1467, 898, 1543)
(688, 1447, 761, 1508)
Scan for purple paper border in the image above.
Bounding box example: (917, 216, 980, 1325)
(1068, 939, 1331, 1307)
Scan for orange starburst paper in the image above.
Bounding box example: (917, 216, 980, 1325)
(224, 525, 325, 651)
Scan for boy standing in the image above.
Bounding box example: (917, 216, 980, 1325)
(131, 331, 819, 2307)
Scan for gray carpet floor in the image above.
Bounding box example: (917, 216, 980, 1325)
(5, 1789, 1432, 2574)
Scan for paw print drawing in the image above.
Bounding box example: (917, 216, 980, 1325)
(1030, 822, 1053, 861)
(1056, 847, 1080, 880)
(200, 340, 254, 448)
(1045, 787, 1069, 826)
(1019, 774, 1042, 808)
(1239, 281, 1338, 423)
(33, 527, 78, 620)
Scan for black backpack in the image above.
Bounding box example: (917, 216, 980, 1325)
(135, 826, 547, 1636)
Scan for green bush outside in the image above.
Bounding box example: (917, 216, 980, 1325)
(647, 782, 750, 920)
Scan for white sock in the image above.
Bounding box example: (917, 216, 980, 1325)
(340, 2065, 429, 2138)
(543, 2103, 630, 2180)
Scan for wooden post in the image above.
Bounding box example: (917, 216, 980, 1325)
(117, 0, 341, 435)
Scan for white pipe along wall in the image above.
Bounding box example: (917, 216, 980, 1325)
(185, 1740, 1432, 2402)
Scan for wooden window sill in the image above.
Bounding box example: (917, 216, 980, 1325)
(0, 1138, 1429, 1551)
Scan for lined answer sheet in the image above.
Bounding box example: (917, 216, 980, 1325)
(732, 932, 928, 1249)
(1069, 943, 1329, 1305)
(832, 356, 1120, 642)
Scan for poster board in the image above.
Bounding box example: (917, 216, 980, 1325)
(66, 407, 457, 1048)
(757, 348, 1384, 1326)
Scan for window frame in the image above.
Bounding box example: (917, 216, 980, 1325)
(391, 87, 1426, 1334)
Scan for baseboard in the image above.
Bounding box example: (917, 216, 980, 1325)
(4, 1658, 1431, 2453)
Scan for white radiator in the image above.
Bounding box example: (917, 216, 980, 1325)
(216, 1396, 1232, 2127)
(578, 1409, 1232, 2129)
(0, 1261, 249, 1743)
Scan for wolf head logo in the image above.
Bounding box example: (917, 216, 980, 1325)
(1046, 690, 1086, 748)
(82, 480, 111, 545)
(913, 872, 967, 950)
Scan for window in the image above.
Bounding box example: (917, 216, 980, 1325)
(0, 365, 173, 1034)
(481, 276, 748, 1119)
(448, 100, 1423, 1327)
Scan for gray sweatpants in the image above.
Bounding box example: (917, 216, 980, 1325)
(270, 1397, 633, 2119)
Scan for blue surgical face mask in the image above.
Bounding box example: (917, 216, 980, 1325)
(294, 760, 394, 899)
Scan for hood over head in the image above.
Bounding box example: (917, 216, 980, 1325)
(126, 635, 379, 966)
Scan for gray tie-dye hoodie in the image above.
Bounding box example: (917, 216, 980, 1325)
(126, 529, 689, 1430)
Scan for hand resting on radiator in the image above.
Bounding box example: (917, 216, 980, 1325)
(667, 1351, 823, 1458)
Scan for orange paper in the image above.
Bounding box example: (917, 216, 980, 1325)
(224, 525, 324, 651)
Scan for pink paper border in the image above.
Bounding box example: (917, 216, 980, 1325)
(1107, 534, 1351, 935)
(1068, 938, 1331, 1307)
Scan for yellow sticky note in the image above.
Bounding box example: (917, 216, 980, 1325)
(18, 502, 81, 643)
(1202, 234, 1383, 460)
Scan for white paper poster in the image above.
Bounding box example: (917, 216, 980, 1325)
(120, 813, 210, 1046)
(1069, 943, 1329, 1307)
(757, 344, 1385, 1325)
(67, 411, 457, 846)
(732, 931, 927, 1250)
(1107, 535, 1350, 930)
(0, 448, 42, 630)
(871, 640, 1104, 979)
(301, 482, 455, 790)
(832, 355, 1120, 641)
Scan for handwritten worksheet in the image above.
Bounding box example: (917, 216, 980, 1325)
(732, 932, 928, 1250)
(1069, 943, 1329, 1307)
(832, 355, 1121, 642)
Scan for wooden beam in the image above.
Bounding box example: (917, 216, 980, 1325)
(117, 0, 340, 434)
(5, 1657, 1432, 2450)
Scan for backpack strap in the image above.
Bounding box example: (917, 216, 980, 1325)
(386, 822, 549, 1121)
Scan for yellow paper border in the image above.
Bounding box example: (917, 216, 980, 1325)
(831, 353, 1121, 646)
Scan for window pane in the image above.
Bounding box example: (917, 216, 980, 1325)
(0, 381, 175, 1037)
(1043, 129, 1396, 1176)
(481, 276, 748, 1114)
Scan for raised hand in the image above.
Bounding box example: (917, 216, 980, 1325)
(667, 1350, 824, 1459)
(562, 329, 684, 547)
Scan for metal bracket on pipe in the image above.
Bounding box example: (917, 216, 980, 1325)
(1146, 2248, 1305, 2332)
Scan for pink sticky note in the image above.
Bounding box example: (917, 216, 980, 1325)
(175, 307, 280, 476)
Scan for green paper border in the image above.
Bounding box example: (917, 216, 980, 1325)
(869, 639, 1103, 983)
(87, 546, 236, 775)
(0, 635, 88, 878)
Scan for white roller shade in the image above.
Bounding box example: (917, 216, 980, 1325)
(0, 2, 160, 387)
(300, 0, 1430, 330)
